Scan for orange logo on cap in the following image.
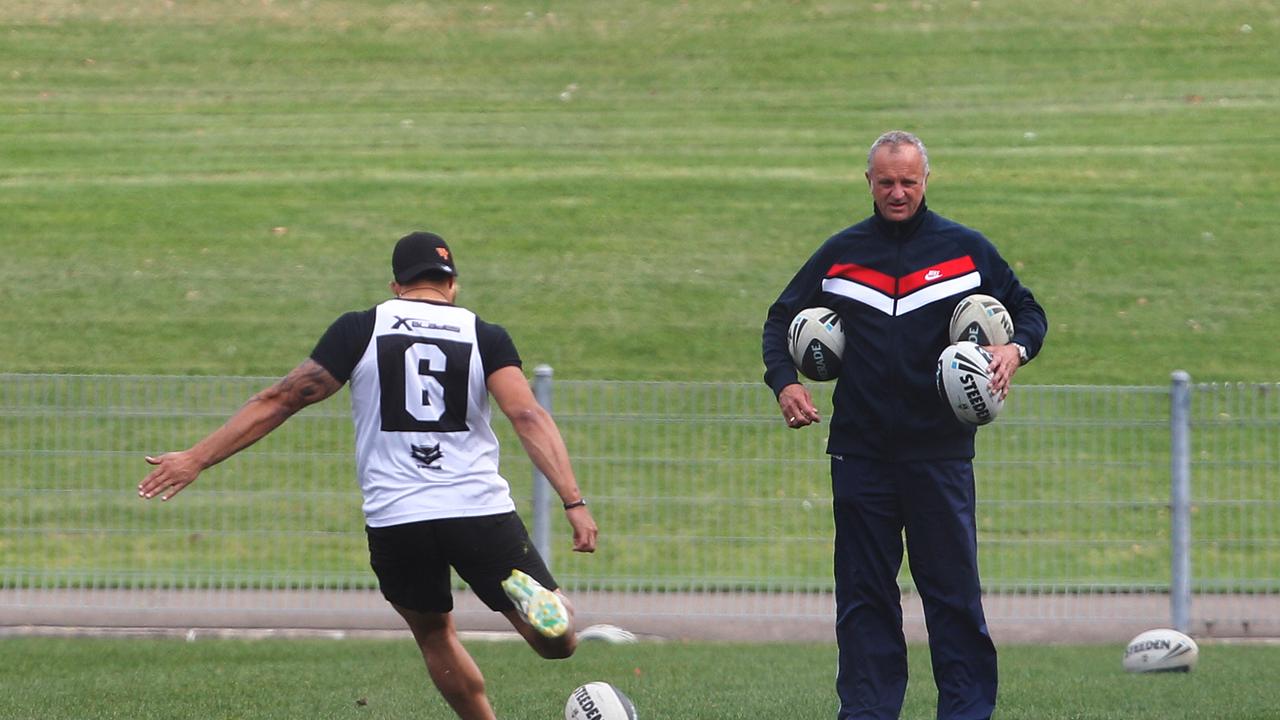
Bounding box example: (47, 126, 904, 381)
(436, 247, 450, 261)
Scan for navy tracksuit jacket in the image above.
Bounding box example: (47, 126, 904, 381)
(762, 202, 1047, 720)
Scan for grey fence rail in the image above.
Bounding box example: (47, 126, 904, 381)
(1, 372, 1276, 641)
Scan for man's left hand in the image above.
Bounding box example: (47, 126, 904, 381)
(984, 344, 1022, 399)
(566, 506, 598, 553)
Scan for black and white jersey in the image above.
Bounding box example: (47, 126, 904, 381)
(310, 298, 522, 527)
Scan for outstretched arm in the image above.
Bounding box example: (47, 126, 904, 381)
(138, 359, 342, 501)
(487, 365, 597, 553)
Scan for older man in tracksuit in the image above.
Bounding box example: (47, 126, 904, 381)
(762, 131, 1048, 720)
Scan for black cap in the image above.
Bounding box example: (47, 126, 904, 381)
(392, 231, 457, 283)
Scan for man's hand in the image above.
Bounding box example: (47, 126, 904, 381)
(566, 505, 598, 553)
(139, 451, 204, 501)
(984, 344, 1022, 399)
(778, 383, 821, 429)
(136, 360, 342, 503)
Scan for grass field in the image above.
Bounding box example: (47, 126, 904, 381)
(3, 0, 1277, 588)
(3, 1, 1279, 384)
(3, 3, 1279, 717)
(3, 2, 1277, 563)
(7, 635, 1279, 720)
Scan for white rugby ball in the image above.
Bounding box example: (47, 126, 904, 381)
(787, 307, 844, 382)
(949, 294, 1014, 346)
(1123, 628, 1199, 673)
(565, 682, 638, 720)
(936, 342, 1004, 425)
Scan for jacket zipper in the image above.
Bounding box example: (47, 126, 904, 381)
(887, 233, 903, 461)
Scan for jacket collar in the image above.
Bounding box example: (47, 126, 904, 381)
(871, 199, 929, 239)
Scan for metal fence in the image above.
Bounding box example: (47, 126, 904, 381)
(1, 372, 1276, 641)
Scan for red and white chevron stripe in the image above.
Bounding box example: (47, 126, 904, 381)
(821, 257, 980, 317)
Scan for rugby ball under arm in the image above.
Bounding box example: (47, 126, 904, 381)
(787, 307, 844, 382)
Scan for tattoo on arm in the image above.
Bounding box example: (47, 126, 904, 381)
(182, 360, 343, 472)
(256, 360, 343, 414)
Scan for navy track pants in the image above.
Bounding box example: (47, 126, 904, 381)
(831, 455, 997, 720)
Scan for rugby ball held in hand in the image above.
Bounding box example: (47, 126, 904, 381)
(950, 294, 1014, 346)
(788, 307, 844, 382)
(936, 341, 1003, 425)
(566, 682, 638, 720)
(1123, 628, 1199, 673)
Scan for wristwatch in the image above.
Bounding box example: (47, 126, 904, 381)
(1013, 343, 1029, 366)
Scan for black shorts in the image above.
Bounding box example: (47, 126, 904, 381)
(365, 511, 557, 614)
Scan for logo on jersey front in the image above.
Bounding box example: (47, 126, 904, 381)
(411, 442, 444, 469)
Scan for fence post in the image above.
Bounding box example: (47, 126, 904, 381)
(1170, 370, 1192, 633)
(531, 365, 555, 569)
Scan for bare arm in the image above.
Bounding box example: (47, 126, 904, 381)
(487, 365, 597, 553)
(138, 359, 342, 501)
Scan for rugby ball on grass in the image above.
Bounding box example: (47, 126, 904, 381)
(1123, 628, 1199, 673)
(565, 682, 638, 720)
(936, 341, 1003, 425)
(787, 307, 844, 382)
(950, 294, 1014, 346)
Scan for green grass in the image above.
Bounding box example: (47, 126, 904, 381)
(2, 0, 1279, 383)
(5, 635, 1278, 719)
(3, 0, 1277, 585)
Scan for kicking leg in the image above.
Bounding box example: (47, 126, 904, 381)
(501, 571, 578, 659)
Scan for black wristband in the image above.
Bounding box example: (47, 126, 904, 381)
(563, 498, 587, 510)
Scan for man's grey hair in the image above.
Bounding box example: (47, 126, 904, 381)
(867, 130, 930, 175)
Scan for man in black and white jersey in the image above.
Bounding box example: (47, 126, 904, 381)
(140, 231, 598, 720)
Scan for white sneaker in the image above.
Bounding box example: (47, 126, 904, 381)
(501, 569, 569, 638)
(577, 624, 638, 644)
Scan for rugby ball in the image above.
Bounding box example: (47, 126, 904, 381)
(787, 307, 844, 382)
(565, 682, 638, 720)
(936, 341, 1003, 425)
(1123, 628, 1199, 673)
(949, 294, 1014, 346)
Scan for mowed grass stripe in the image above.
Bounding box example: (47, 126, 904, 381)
(4, 636, 1280, 720)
